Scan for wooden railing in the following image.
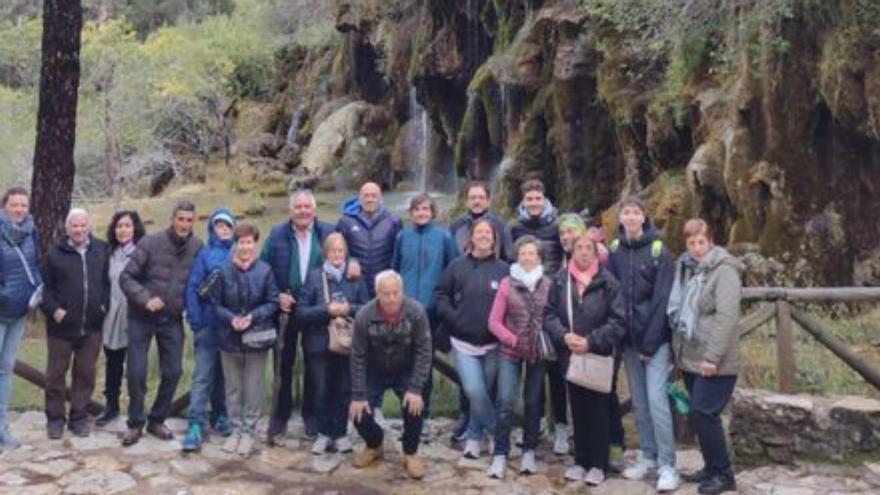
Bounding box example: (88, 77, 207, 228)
(739, 287, 880, 393)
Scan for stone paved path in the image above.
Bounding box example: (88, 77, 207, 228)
(1, 411, 878, 494)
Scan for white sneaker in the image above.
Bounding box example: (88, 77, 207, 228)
(222, 433, 240, 453)
(553, 423, 570, 455)
(237, 433, 255, 457)
(487, 455, 506, 479)
(657, 465, 682, 492)
(334, 436, 353, 453)
(623, 456, 658, 481)
(311, 434, 331, 455)
(564, 464, 586, 481)
(463, 439, 481, 459)
(519, 450, 537, 474)
(584, 467, 605, 486)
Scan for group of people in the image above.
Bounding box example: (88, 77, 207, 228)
(0, 178, 742, 494)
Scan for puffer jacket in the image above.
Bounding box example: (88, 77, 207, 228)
(544, 267, 626, 370)
(435, 253, 509, 347)
(261, 218, 336, 296)
(350, 297, 432, 401)
(607, 218, 675, 356)
(392, 221, 458, 317)
(185, 208, 234, 336)
(671, 246, 744, 376)
(510, 200, 564, 274)
(0, 211, 41, 318)
(449, 210, 513, 262)
(336, 198, 402, 296)
(297, 264, 370, 354)
(40, 235, 111, 339)
(120, 228, 203, 323)
(488, 273, 553, 361)
(211, 258, 279, 353)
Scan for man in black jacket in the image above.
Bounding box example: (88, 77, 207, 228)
(120, 200, 203, 446)
(40, 208, 110, 439)
(349, 270, 432, 479)
(449, 181, 513, 262)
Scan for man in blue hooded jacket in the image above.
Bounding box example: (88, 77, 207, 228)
(337, 182, 402, 298)
(182, 208, 236, 451)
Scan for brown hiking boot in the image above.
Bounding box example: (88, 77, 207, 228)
(146, 422, 174, 440)
(121, 428, 141, 446)
(404, 455, 426, 479)
(352, 447, 383, 468)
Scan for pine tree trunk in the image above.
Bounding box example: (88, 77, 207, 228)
(30, 0, 83, 256)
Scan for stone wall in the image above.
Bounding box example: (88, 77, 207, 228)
(730, 388, 880, 464)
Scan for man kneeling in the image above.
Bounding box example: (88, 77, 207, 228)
(349, 270, 432, 479)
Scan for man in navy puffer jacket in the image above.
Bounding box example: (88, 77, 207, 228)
(336, 182, 402, 298)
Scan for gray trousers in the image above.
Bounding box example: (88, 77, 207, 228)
(221, 350, 268, 435)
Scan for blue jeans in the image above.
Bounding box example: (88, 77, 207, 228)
(623, 343, 676, 467)
(452, 348, 498, 441)
(306, 351, 350, 439)
(0, 317, 25, 433)
(494, 356, 545, 456)
(189, 329, 227, 425)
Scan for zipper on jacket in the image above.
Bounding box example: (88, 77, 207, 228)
(81, 249, 88, 336)
(416, 229, 423, 300)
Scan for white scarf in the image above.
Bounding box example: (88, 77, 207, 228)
(510, 263, 544, 292)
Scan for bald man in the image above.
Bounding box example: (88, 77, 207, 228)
(336, 182, 402, 297)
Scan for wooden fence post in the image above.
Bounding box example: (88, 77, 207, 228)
(775, 300, 795, 393)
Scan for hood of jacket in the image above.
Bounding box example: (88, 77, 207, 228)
(700, 245, 745, 274)
(616, 216, 662, 249)
(206, 207, 235, 250)
(342, 196, 390, 228)
(516, 199, 558, 225)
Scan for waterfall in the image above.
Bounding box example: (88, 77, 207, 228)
(409, 86, 429, 192)
(499, 83, 508, 150)
(286, 104, 306, 146)
(489, 156, 514, 198)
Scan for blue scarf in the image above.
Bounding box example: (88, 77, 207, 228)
(323, 261, 345, 283)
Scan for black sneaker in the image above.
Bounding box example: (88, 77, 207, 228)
(266, 418, 287, 445)
(69, 419, 90, 438)
(47, 419, 65, 440)
(450, 416, 469, 443)
(683, 468, 712, 483)
(95, 406, 119, 427)
(698, 472, 737, 495)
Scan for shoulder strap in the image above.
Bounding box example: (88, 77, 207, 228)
(13, 244, 37, 287)
(651, 239, 663, 259)
(609, 238, 620, 253)
(566, 272, 574, 334)
(321, 271, 331, 304)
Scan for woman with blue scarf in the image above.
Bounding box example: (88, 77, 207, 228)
(298, 233, 369, 455)
(0, 187, 42, 451)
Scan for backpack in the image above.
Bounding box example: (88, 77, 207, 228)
(609, 238, 664, 265)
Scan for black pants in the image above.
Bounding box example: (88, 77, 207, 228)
(271, 319, 315, 427)
(103, 346, 127, 408)
(568, 382, 612, 472)
(126, 318, 184, 429)
(610, 351, 625, 446)
(306, 351, 350, 439)
(684, 372, 737, 475)
(45, 333, 102, 424)
(545, 359, 568, 425)
(355, 372, 425, 455)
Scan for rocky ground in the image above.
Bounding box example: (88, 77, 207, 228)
(0, 412, 878, 495)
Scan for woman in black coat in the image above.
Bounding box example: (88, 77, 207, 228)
(544, 233, 625, 487)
